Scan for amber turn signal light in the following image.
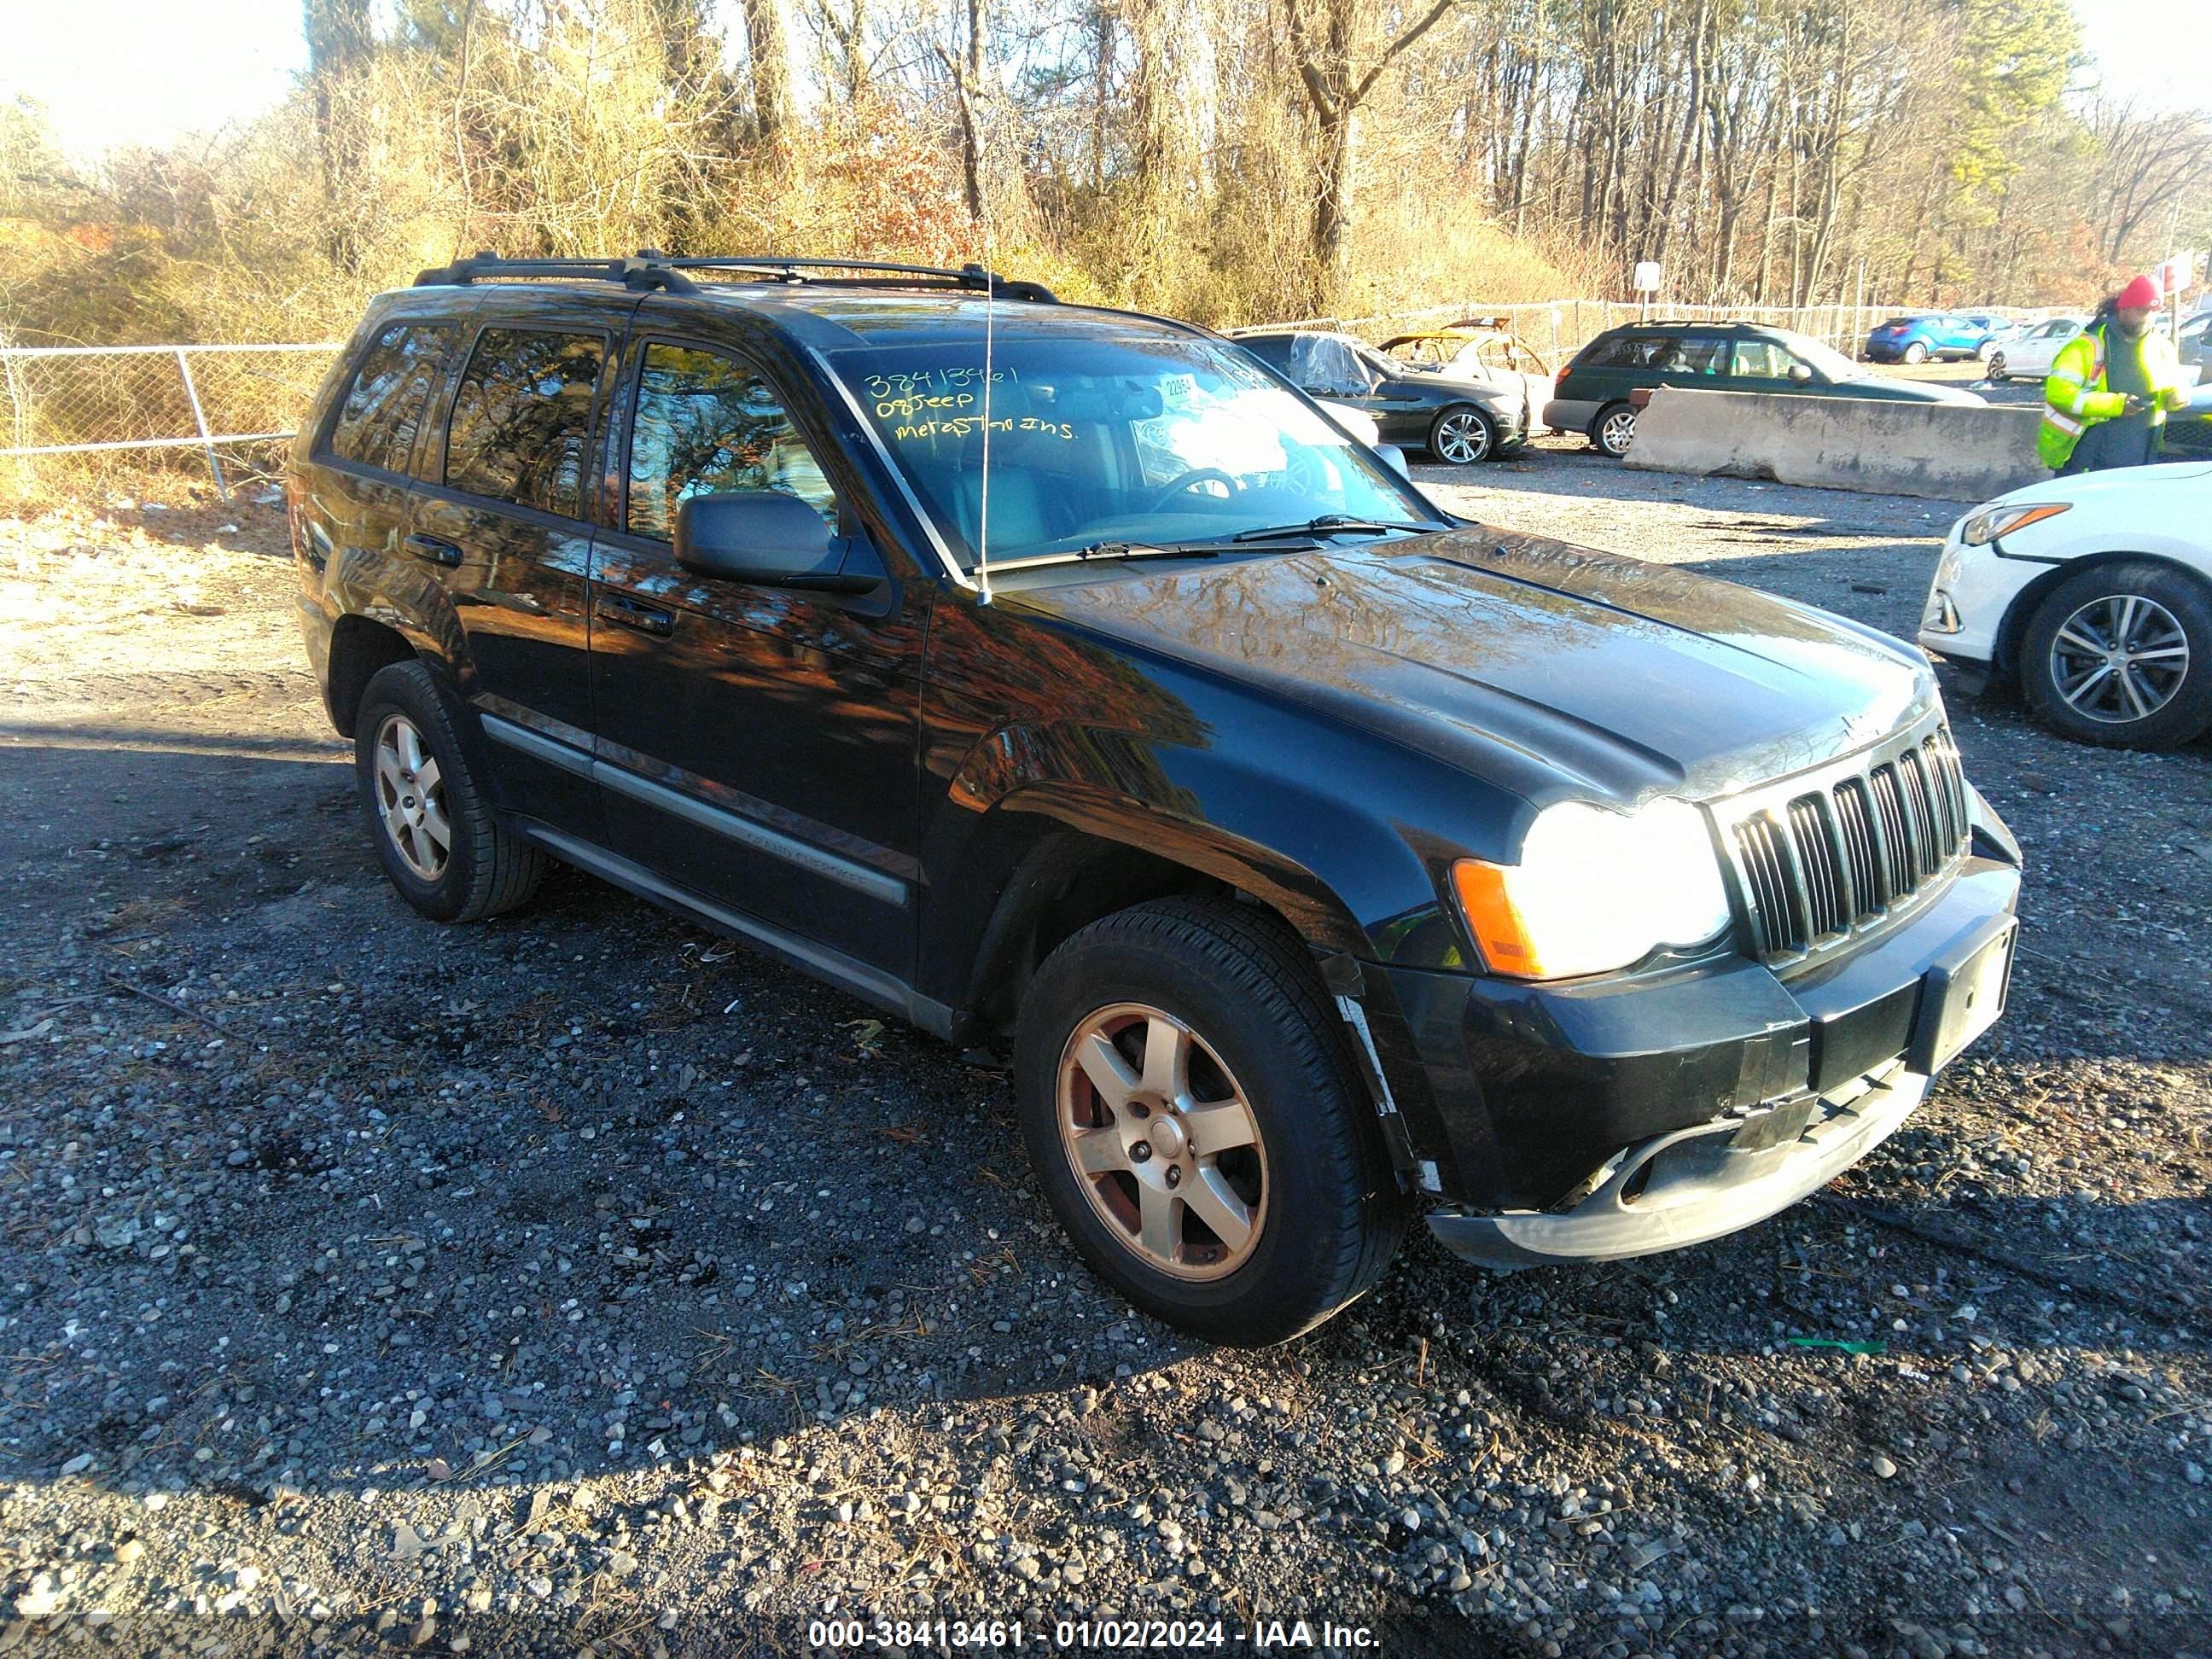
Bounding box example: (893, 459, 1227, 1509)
(1449, 859, 1545, 979)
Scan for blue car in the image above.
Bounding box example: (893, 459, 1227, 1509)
(1863, 312, 1997, 364)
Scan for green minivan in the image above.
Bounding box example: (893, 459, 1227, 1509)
(1545, 320, 1987, 457)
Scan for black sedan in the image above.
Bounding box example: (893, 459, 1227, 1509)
(1233, 329, 1528, 464)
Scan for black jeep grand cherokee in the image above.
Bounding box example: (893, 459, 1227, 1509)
(288, 253, 2023, 1346)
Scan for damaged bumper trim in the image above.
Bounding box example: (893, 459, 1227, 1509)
(1425, 1060, 1925, 1270)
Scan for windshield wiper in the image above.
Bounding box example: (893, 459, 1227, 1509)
(982, 541, 1225, 573)
(1229, 515, 1429, 544)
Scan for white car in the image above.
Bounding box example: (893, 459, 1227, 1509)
(1919, 459, 2212, 748)
(1985, 316, 2087, 384)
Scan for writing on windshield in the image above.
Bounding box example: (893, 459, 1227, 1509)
(832, 334, 1424, 568)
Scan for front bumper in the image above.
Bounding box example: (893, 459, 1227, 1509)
(1915, 523, 2046, 671)
(1389, 851, 2021, 1269)
(1429, 1059, 1927, 1268)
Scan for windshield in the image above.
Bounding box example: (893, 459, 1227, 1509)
(1778, 331, 1866, 381)
(830, 334, 1432, 568)
(1352, 342, 1404, 383)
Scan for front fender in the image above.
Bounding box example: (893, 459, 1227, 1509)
(934, 698, 1510, 981)
(929, 738, 1480, 1190)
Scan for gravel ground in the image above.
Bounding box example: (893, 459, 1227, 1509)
(1, 451, 2208, 1659)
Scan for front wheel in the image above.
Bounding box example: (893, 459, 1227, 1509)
(1014, 898, 1408, 1346)
(1987, 352, 2008, 382)
(1429, 405, 1496, 465)
(1903, 341, 1930, 365)
(1592, 400, 1638, 458)
(2021, 562, 2212, 749)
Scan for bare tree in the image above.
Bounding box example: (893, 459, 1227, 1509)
(1284, 0, 1459, 305)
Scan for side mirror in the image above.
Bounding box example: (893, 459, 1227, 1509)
(1374, 443, 1411, 477)
(673, 492, 886, 593)
(1787, 364, 1814, 383)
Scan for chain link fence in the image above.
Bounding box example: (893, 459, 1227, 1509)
(0, 342, 340, 503)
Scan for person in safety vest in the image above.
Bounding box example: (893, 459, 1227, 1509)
(2040, 274, 2188, 474)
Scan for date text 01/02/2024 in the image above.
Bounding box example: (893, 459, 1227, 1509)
(803, 1617, 1382, 1649)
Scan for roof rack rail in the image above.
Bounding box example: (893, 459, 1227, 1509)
(411, 253, 701, 294)
(412, 250, 1057, 303)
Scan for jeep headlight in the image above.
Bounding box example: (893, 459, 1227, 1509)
(1450, 799, 1731, 980)
(1959, 502, 2069, 545)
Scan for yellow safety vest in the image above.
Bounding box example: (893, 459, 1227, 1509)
(2039, 322, 2186, 469)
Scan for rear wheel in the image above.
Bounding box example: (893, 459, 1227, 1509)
(1429, 405, 1495, 466)
(1013, 897, 1408, 1346)
(1903, 341, 1930, 365)
(1592, 400, 1638, 458)
(2021, 562, 2212, 749)
(354, 661, 547, 921)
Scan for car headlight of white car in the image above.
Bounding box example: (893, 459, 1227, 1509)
(1959, 502, 2069, 545)
(1451, 799, 1732, 980)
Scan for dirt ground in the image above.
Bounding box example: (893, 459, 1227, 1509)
(0, 447, 2208, 1658)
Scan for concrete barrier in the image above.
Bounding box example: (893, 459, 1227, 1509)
(1622, 387, 2050, 503)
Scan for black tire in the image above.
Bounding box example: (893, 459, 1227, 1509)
(2020, 562, 2212, 750)
(1987, 352, 2008, 382)
(1428, 404, 1496, 466)
(1591, 400, 1638, 458)
(1903, 341, 1930, 365)
(354, 661, 548, 921)
(1013, 896, 1409, 1347)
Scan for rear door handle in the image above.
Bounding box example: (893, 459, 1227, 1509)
(596, 594, 674, 637)
(404, 533, 463, 568)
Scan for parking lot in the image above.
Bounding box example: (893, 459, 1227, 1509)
(2, 445, 2208, 1656)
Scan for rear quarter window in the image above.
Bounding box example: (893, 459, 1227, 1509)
(1580, 334, 1681, 370)
(325, 323, 455, 474)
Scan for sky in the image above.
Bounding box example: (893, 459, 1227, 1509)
(2, 0, 2207, 161)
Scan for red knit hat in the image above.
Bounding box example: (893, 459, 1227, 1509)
(2116, 273, 2161, 309)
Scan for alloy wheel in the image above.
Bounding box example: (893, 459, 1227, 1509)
(1434, 410, 1491, 465)
(1056, 1003, 1269, 1281)
(2047, 593, 2192, 724)
(1598, 407, 1638, 456)
(373, 712, 452, 880)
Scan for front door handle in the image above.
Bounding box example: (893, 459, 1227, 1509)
(404, 533, 463, 568)
(596, 594, 674, 637)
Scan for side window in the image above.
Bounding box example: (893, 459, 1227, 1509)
(1730, 340, 1789, 378)
(1677, 336, 1729, 375)
(327, 323, 453, 473)
(1239, 336, 1295, 371)
(443, 328, 607, 519)
(625, 343, 837, 542)
(1585, 335, 1652, 369)
(1287, 336, 1370, 398)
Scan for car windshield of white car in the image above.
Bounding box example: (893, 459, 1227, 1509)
(831, 334, 1432, 569)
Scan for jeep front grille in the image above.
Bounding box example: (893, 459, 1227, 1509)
(1723, 724, 1970, 962)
